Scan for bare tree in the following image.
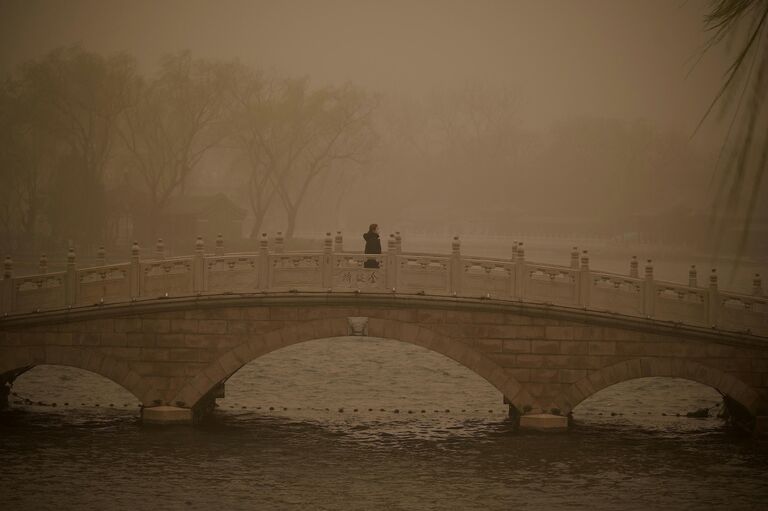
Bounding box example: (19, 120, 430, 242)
(429, 84, 520, 169)
(276, 81, 377, 239)
(120, 51, 234, 239)
(0, 78, 56, 251)
(7, 46, 136, 247)
(229, 77, 377, 239)
(225, 69, 282, 238)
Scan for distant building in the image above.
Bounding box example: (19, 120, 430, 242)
(103, 184, 247, 251)
(103, 185, 143, 248)
(158, 194, 246, 248)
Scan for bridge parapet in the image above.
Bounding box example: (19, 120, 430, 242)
(1, 234, 766, 336)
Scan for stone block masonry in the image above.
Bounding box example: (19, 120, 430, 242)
(0, 294, 766, 432)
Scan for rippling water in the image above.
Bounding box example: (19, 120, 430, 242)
(2, 336, 767, 510)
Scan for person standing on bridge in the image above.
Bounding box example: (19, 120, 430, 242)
(363, 223, 381, 268)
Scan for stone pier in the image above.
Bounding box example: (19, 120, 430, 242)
(141, 406, 193, 425)
(519, 413, 569, 432)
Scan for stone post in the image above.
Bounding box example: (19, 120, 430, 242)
(570, 247, 579, 269)
(382, 233, 397, 289)
(579, 250, 591, 307)
(274, 232, 284, 254)
(515, 242, 526, 299)
(688, 265, 698, 287)
(322, 232, 333, 288)
(753, 273, 763, 296)
(643, 259, 655, 317)
(258, 233, 269, 290)
(384, 234, 398, 291)
(215, 233, 225, 256)
(450, 236, 462, 295)
(97, 246, 106, 266)
(629, 256, 638, 278)
(395, 231, 402, 253)
(2, 256, 11, 279)
(1, 256, 13, 314)
(141, 406, 193, 425)
(155, 238, 165, 260)
(386, 233, 399, 290)
(519, 413, 568, 432)
(129, 241, 140, 299)
(334, 231, 344, 253)
(707, 269, 719, 327)
(65, 246, 77, 306)
(39, 253, 48, 274)
(193, 236, 205, 293)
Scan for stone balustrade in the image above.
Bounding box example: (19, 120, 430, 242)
(1, 233, 766, 337)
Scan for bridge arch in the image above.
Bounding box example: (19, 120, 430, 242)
(561, 357, 764, 416)
(171, 316, 528, 410)
(0, 347, 146, 404)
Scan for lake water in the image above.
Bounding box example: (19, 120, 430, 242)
(2, 336, 767, 510)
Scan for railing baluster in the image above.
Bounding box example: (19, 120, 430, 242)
(386, 234, 398, 290)
(322, 232, 333, 288)
(579, 250, 590, 307)
(515, 242, 525, 299)
(334, 231, 344, 254)
(193, 237, 205, 293)
(258, 233, 269, 290)
(1, 255, 13, 313)
(215, 233, 224, 256)
(65, 246, 76, 306)
(450, 236, 462, 295)
(708, 269, 719, 327)
(274, 232, 284, 254)
(643, 259, 655, 317)
(155, 238, 165, 260)
(130, 241, 140, 299)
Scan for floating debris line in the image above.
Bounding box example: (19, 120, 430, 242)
(4, 394, 723, 421)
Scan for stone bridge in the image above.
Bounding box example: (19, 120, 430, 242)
(1, 233, 767, 432)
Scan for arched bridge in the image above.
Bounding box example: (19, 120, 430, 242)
(1, 233, 767, 432)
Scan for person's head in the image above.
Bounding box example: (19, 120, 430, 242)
(368, 223, 378, 233)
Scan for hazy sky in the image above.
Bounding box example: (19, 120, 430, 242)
(0, 0, 732, 143)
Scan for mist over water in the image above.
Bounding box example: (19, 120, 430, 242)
(1, 0, 765, 260)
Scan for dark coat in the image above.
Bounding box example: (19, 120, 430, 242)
(363, 231, 381, 254)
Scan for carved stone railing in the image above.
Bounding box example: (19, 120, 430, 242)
(1, 233, 766, 336)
